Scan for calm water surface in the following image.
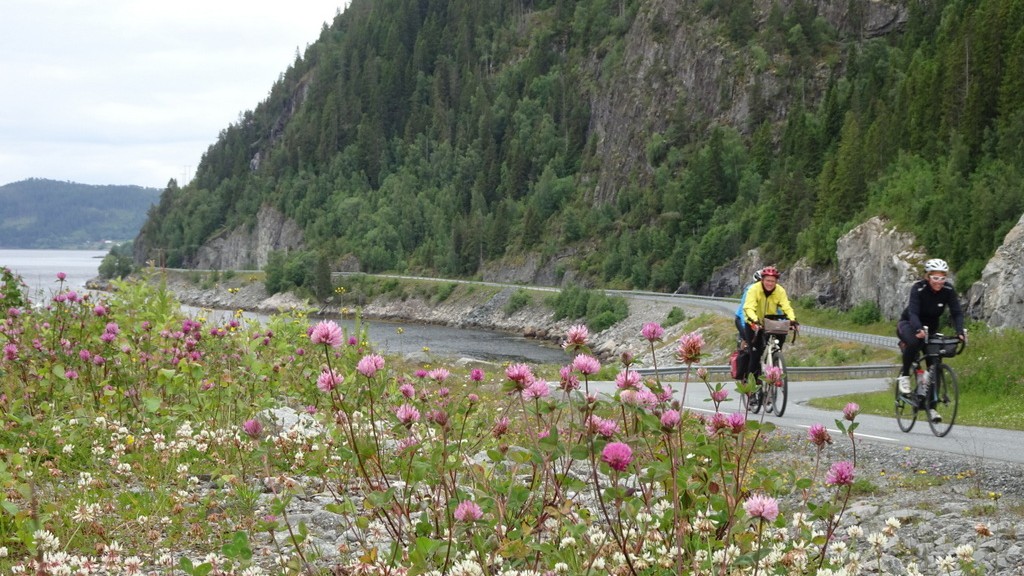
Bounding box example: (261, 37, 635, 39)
(2, 249, 566, 364)
(0, 248, 106, 298)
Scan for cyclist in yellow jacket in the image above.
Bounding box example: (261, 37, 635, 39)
(741, 266, 798, 382)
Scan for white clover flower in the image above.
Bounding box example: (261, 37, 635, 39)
(867, 532, 887, 549)
(828, 540, 847, 559)
(72, 502, 100, 523)
(906, 561, 922, 576)
(62, 444, 74, 454)
(69, 418, 79, 425)
(653, 500, 672, 517)
(33, 529, 59, 551)
(553, 562, 569, 573)
(636, 511, 653, 524)
(558, 536, 576, 549)
(883, 516, 901, 536)
(124, 556, 143, 574)
(448, 559, 484, 576)
(937, 555, 957, 571)
(711, 544, 740, 564)
(0, 546, 7, 557)
(846, 525, 864, 539)
(955, 543, 975, 561)
(591, 557, 605, 570)
(240, 567, 266, 576)
(843, 551, 862, 574)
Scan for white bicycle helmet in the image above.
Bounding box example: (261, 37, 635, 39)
(924, 258, 949, 273)
(752, 270, 763, 281)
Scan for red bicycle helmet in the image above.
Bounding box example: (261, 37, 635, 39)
(760, 266, 780, 278)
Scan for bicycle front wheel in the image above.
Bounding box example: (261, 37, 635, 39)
(772, 349, 788, 417)
(928, 364, 959, 437)
(894, 373, 917, 432)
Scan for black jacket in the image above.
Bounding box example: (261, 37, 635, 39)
(899, 279, 965, 335)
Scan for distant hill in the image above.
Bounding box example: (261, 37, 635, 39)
(0, 178, 160, 249)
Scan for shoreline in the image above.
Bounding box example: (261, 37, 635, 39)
(103, 270, 708, 365)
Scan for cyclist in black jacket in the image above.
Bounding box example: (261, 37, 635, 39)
(896, 258, 966, 422)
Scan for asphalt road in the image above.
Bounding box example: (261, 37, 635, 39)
(589, 377, 1024, 466)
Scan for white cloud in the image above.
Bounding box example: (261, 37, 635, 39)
(0, 0, 347, 188)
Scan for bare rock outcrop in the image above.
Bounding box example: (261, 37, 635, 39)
(479, 249, 584, 288)
(785, 258, 841, 307)
(835, 216, 924, 318)
(966, 213, 1024, 329)
(194, 206, 304, 270)
(586, 0, 908, 204)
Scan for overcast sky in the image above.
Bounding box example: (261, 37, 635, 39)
(0, 1, 348, 190)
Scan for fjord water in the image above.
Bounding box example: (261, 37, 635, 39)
(1, 249, 567, 364)
(1, 248, 107, 299)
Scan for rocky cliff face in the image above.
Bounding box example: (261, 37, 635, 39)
(832, 216, 925, 318)
(194, 206, 304, 270)
(587, 0, 908, 203)
(966, 213, 1024, 329)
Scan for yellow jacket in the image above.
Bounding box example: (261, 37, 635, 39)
(742, 282, 796, 324)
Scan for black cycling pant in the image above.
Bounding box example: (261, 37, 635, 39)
(896, 320, 928, 377)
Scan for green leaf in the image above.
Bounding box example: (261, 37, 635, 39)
(222, 531, 253, 560)
(569, 443, 591, 460)
(142, 395, 162, 412)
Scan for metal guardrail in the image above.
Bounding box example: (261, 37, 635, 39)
(634, 364, 900, 379)
(798, 326, 898, 348)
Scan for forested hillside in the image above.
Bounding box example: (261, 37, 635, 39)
(1, 179, 159, 248)
(134, 0, 1024, 294)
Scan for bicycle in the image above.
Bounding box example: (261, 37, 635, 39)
(743, 314, 795, 417)
(894, 330, 965, 437)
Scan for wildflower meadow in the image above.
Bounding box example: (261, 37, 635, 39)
(0, 268, 986, 575)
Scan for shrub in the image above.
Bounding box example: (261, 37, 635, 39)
(0, 267, 28, 309)
(433, 282, 459, 303)
(97, 242, 136, 280)
(504, 288, 533, 316)
(264, 250, 326, 296)
(549, 285, 628, 330)
(665, 306, 686, 327)
(848, 301, 882, 325)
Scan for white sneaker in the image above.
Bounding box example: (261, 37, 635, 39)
(927, 409, 942, 423)
(897, 375, 911, 394)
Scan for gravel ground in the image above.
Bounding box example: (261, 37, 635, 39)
(766, 428, 1024, 574)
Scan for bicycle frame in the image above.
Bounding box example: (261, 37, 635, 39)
(749, 326, 791, 417)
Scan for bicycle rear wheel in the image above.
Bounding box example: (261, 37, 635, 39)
(772, 349, 788, 417)
(928, 364, 959, 437)
(894, 373, 917, 432)
(746, 385, 763, 414)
